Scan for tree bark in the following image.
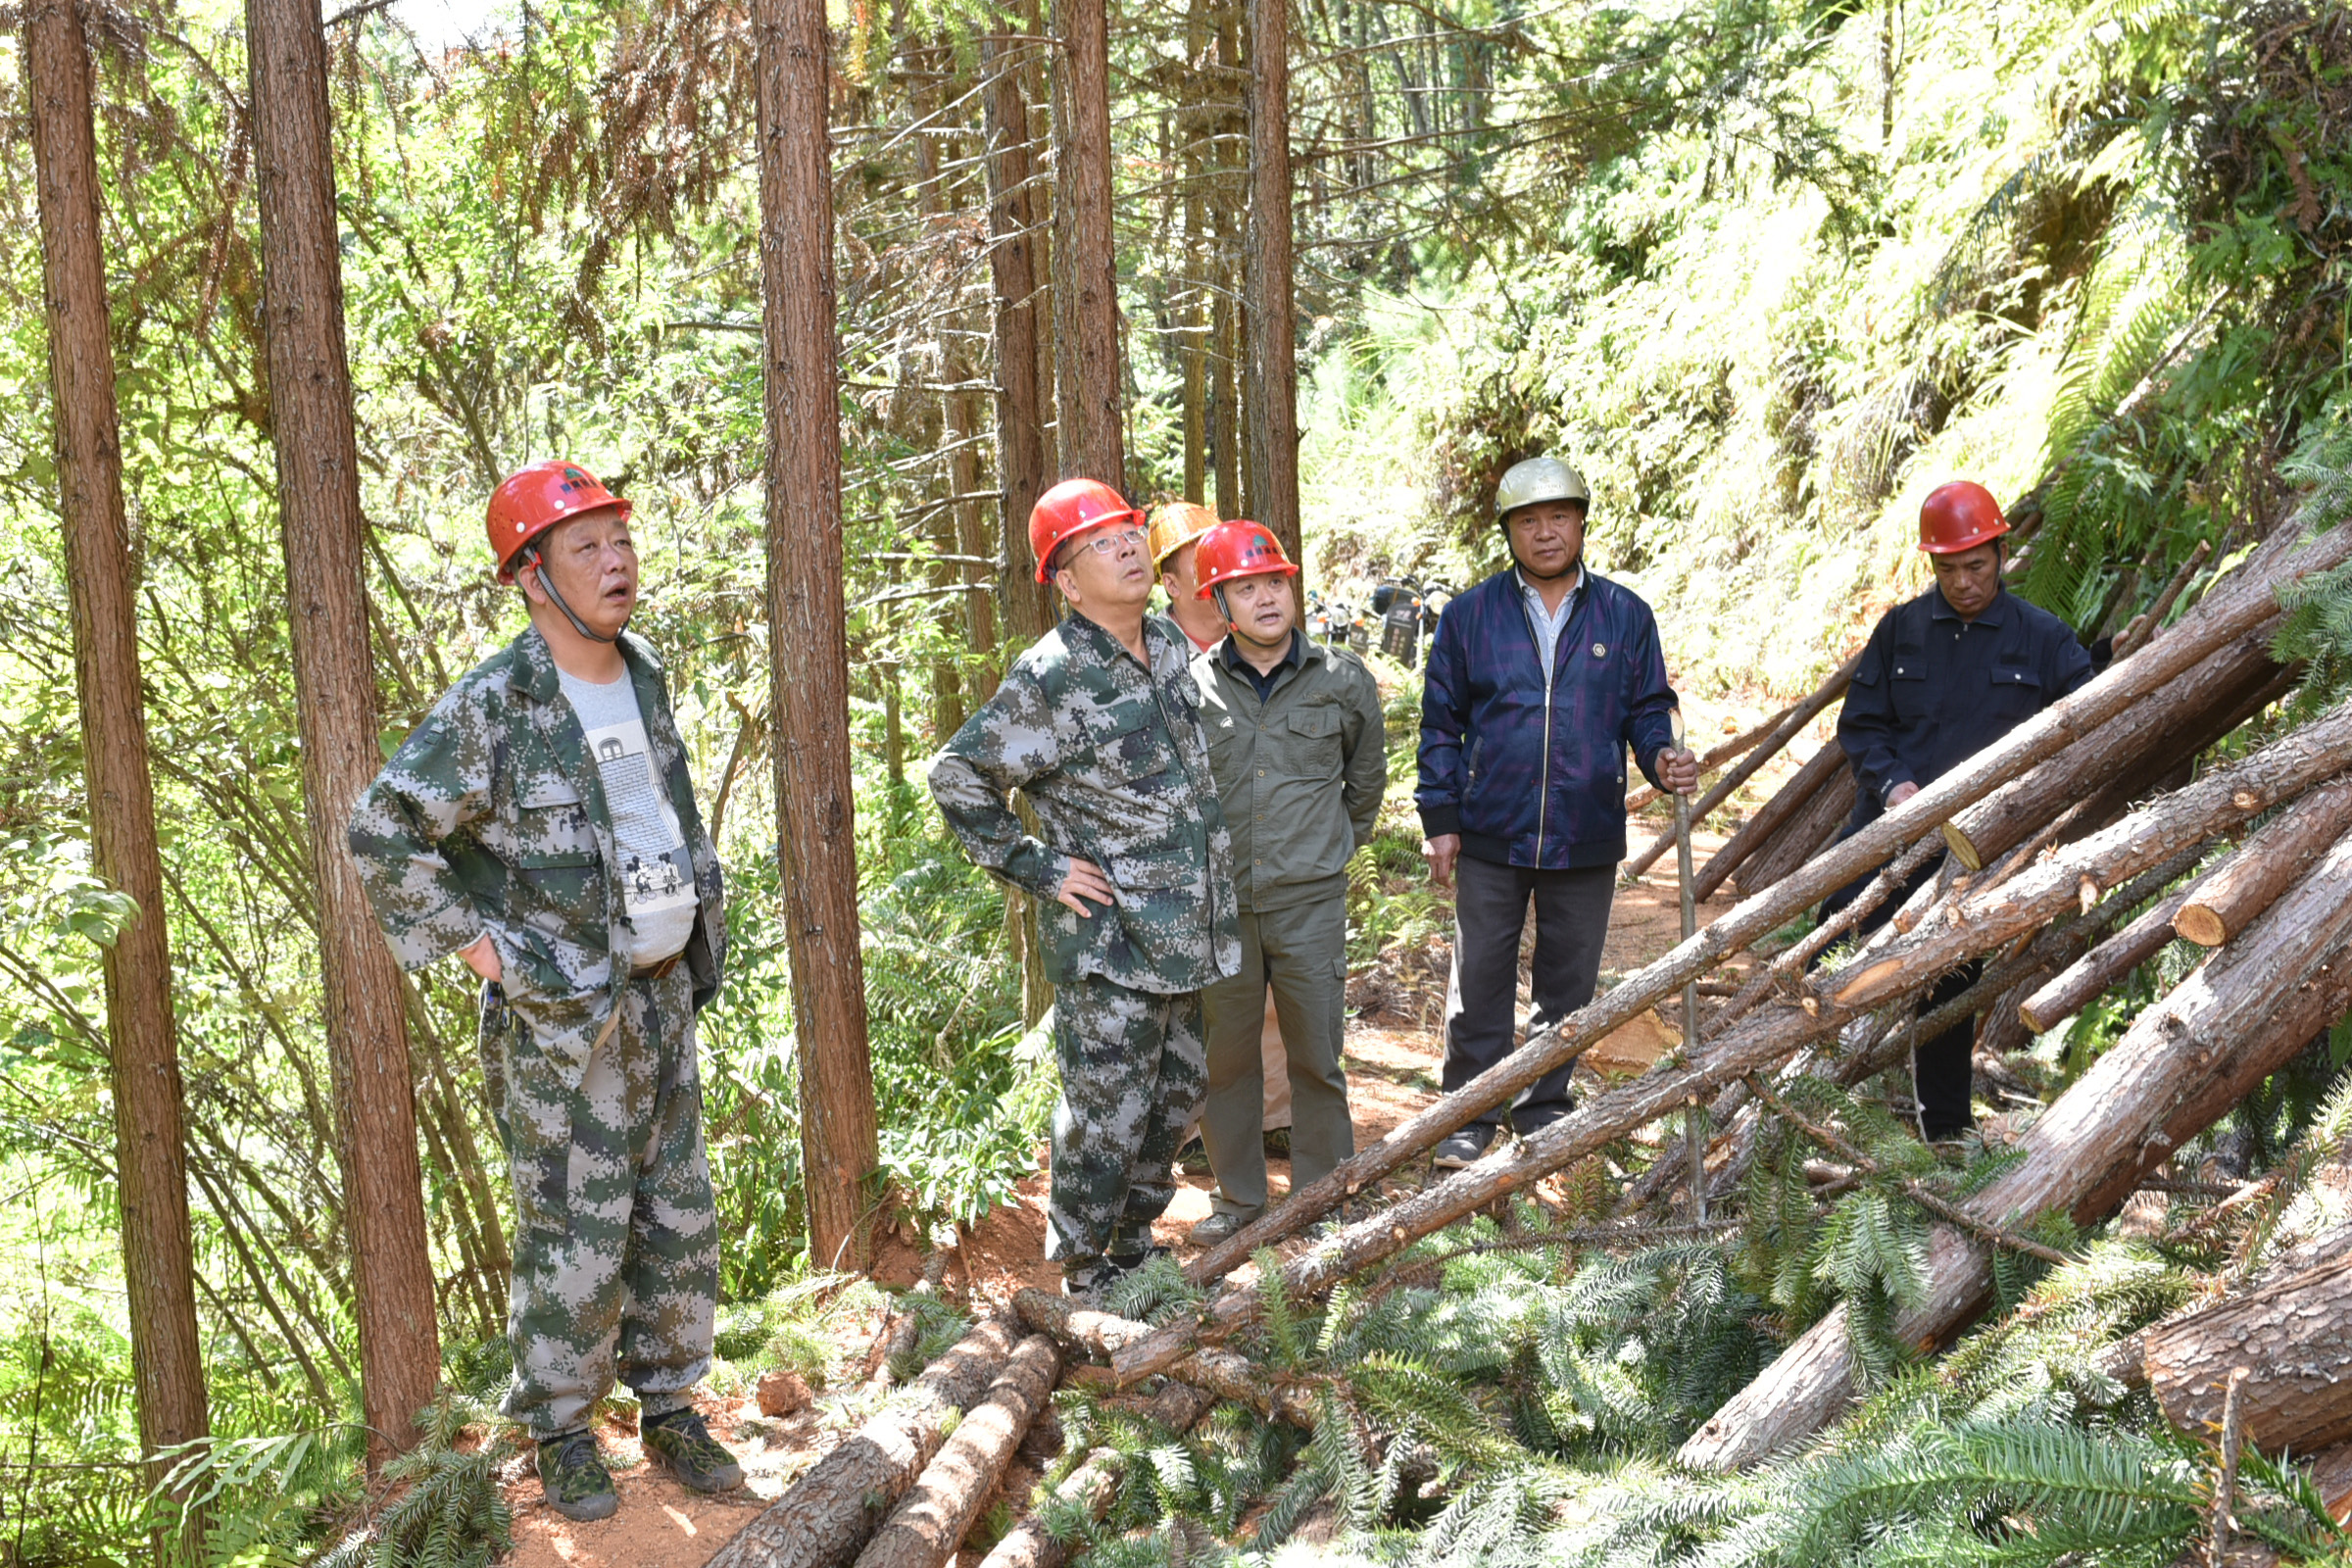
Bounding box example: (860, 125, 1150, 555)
(1051, 0, 1124, 485)
(1635, 656, 1859, 881)
(2174, 777, 2352, 948)
(1822, 702, 2352, 1014)
(709, 1319, 1021, 1568)
(246, 0, 441, 1460)
(755, 0, 881, 1272)
(2017, 861, 2213, 1034)
(975, 1384, 1217, 1568)
(852, 1334, 1062, 1568)
(26, 0, 211, 1488)
(2143, 1253, 2352, 1455)
(980, 33, 1055, 648)
(1176, 522, 2352, 1294)
(1682, 825, 2352, 1471)
(1729, 760, 1853, 900)
(1243, 0, 1300, 566)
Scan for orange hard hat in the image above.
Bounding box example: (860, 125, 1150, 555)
(1148, 502, 1220, 569)
(1029, 477, 1143, 583)
(486, 461, 632, 583)
(1919, 480, 2010, 555)
(1193, 519, 1298, 597)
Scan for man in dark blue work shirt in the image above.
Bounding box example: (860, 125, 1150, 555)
(1831, 480, 2094, 1139)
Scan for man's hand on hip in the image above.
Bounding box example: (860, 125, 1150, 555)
(459, 931, 503, 983)
(1055, 858, 1118, 917)
(1660, 746, 1701, 796)
(1422, 833, 1461, 891)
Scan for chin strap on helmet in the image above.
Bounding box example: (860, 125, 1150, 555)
(522, 547, 622, 645)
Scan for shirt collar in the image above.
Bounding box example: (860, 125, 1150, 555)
(1929, 584, 2007, 627)
(1221, 628, 1301, 675)
(1517, 564, 1584, 612)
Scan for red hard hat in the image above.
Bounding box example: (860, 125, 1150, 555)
(486, 461, 632, 583)
(1029, 477, 1143, 583)
(1193, 519, 1298, 597)
(1919, 480, 2010, 555)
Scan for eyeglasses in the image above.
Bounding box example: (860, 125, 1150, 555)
(1062, 525, 1148, 564)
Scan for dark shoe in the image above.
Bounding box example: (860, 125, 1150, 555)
(1062, 1255, 1121, 1297)
(1262, 1127, 1292, 1157)
(1186, 1210, 1259, 1246)
(538, 1431, 620, 1522)
(1432, 1126, 1494, 1170)
(1108, 1244, 1172, 1275)
(641, 1408, 745, 1494)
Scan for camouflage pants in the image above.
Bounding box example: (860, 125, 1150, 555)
(478, 966, 717, 1440)
(1047, 973, 1207, 1263)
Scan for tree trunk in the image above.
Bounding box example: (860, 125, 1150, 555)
(26, 0, 211, 1491)
(2143, 1252, 2352, 1455)
(1051, 0, 1124, 484)
(1730, 760, 1854, 900)
(1635, 655, 1858, 881)
(1682, 825, 2352, 1471)
(2174, 776, 2352, 947)
(980, 33, 1054, 648)
(2018, 862, 2214, 1034)
(852, 1334, 1062, 1568)
(1173, 523, 2352, 1294)
(708, 1318, 1021, 1568)
(1823, 701, 2352, 1013)
(1243, 0, 1300, 566)
(755, 0, 881, 1273)
(246, 0, 441, 1460)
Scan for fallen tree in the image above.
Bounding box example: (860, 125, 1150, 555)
(1681, 816, 2352, 1470)
(852, 1333, 1062, 1568)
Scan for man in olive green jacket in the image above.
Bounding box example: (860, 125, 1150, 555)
(1185, 521, 1387, 1243)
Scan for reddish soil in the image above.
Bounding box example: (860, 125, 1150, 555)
(503, 687, 1823, 1567)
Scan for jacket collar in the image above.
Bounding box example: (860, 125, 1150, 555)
(506, 622, 663, 706)
(1928, 584, 2007, 627)
(1217, 627, 1311, 676)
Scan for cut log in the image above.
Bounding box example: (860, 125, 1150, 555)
(973, 1384, 1216, 1568)
(1939, 626, 2284, 871)
(1626, 657, 1859, 878)
(1730, 760, 1854, 899)
(1681, 825, 2352, 1471)
(1625, 696, 1803, 814)
(1825, 701, 2352, 1012)
(2019, 865, 2220, 1034)
(2144, 1251, 2352, 1454)
(2056, 661, 2302, 853)
(706, 1318, 1020, 1568)
(1181, 518, 2352, 1294)
(2177, 778, 2352, 947)
(1012, 1287, 1151, 1360)
(1696, 740, 1848, 901)
(853, 1334, 1062, 1568)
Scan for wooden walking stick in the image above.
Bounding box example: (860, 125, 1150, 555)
(1670, 710, 1706, 1221)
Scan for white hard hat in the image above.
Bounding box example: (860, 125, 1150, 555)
(1494, 457, 1592, 527)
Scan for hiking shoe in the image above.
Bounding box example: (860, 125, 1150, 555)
(1187, 1209, 1259, 1246)
(537, 1431, 619, 1522)
(642, 1408, 745, 1494)
(1062, 1255, 1121, 1298)
(1108, 1244, 1172, 1275)
(1262, 1128, 1292, 1158)
(1432, 1126, 1494, 1170)
(1177, 1138, 1213, 1175)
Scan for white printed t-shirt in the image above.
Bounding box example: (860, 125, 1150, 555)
(557, 666, 699, 965)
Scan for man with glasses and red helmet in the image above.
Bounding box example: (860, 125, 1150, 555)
(1183, 521, 1385, 1245)
(1828, 480, 2093, 1141)
(928, 478, 1241, 1295)
(347, 462, 740, 1521)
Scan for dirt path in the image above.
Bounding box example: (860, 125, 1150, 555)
(502, 691, 1826, 1567)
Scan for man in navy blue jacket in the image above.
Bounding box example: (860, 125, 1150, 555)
(1416, 458, 1697, 1166)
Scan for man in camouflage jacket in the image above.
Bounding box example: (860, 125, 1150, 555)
(929, 478, 1240, 1294)
(348, 463, 740, 1521)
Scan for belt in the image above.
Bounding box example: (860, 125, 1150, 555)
(631, 953, 684, 981)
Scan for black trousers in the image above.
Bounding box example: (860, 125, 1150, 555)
(1441, 857, 1614, 1135)
(1819, 857, 1978, 1140)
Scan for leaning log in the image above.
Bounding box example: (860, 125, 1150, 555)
(1626, 656, 1860, 878)
(2176, 777, 2352, 947)
(1181, 523, 2352, 1293)
(1692, 739, 1849, 901)
(1822, 701, 2352, 1013)
(2019, 867, 2222, 1034)
(1681, 823, 2352, 1471)
(706, 1318, 1021, 1568)
(854, 1334, 1063, 1568)
(1730, 759, 1855, 899)
(2143, 1254, 2352, 1455)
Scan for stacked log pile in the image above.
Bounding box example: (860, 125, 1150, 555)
(706, 514, 2352, 1568)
